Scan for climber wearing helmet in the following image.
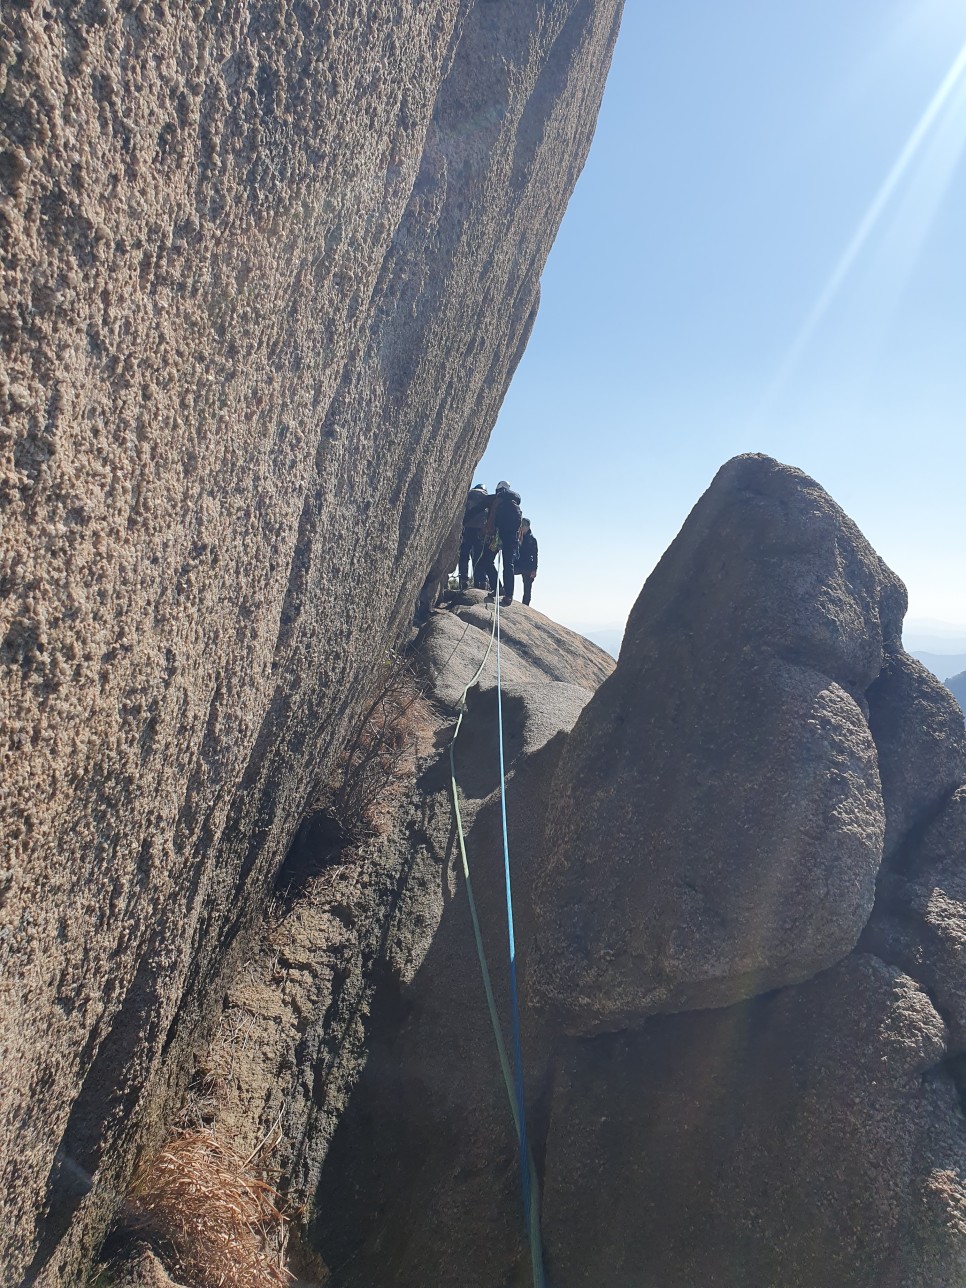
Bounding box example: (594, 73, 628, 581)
(475, 480, 523, 606)
(458, 483, 490, 590)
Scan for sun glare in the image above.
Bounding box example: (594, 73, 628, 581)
(756, 28, 966, 420)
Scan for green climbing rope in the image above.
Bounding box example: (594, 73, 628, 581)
(446, 588, 546, 1288)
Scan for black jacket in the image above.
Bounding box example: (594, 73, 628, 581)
(462, 487, 489, 531)
(515, 531, 538, 573)
(486, 488, 522, 539)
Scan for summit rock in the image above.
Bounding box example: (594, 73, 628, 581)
(531, 454, 927, 1029)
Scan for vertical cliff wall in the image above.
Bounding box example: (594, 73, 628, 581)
(0, 2, 624, 1281)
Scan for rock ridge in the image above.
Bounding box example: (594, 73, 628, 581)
(303, 456, 966, 1288)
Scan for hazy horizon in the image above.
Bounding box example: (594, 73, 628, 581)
(570, 614, 966, 659)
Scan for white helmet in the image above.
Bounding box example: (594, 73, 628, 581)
(496, 480, 511, 491)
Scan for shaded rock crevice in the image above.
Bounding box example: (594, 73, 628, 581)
(299, 604, 613, 1286)
(861, 784, 966, 1052)
(867, 650, 966, 863)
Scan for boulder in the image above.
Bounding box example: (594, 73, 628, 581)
(421, 592, 616, 709)
(541, 954, 966, 1288)
(531, 455, 902, 1030)
(868, 652, 966, 862)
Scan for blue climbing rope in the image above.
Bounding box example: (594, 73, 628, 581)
(495, 564, 534, 1236)
(446, 563, 546, 1288)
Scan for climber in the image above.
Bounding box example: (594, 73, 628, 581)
(477, 480, 523, 606)
(515, 518, 538, 606)
(458, 483, 490, 590)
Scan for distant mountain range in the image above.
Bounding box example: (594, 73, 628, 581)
(946, 671, 966, 713)
(911, 652, 966, 683)
(903, 619, 966, 654)
(579, 636, 966, 674)
(575, 619, 966, 681)
(583, 626, 624, 659)
(580, 633, 966, 674)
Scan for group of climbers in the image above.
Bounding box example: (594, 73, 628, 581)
(458, 481, 538, 608)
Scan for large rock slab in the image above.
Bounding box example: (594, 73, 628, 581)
(0, 1, 624, 1280)
(531, 455, 904, 1030)
(542, 954, 966, 1288)
(422, 591, 616, 709)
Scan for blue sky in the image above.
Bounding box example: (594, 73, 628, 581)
(476, 0, 966, 649)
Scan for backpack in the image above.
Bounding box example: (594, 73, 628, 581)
(463, 490, 489, 529)
(496, 490, 522, 533)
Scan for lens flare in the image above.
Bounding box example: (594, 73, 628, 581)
(757, 33, 966, 418)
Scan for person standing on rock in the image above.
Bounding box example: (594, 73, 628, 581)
(458, 483, 490, 590)
(515, 518, 538, 606)
(477, 480, 523, 606)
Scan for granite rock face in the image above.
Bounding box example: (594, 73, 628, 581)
(100, 1245, 183, 1288)
(0, 2, 623, 1281)
(531, 455, 908, 1030)
(542, 954, 966, 1288)
(522, 455, 966, 1285)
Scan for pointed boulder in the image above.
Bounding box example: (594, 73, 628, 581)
(531, 454, 906, 1030)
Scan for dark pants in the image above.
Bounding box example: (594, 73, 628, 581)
(499, 532, 520, 601)
(473, 533, 518, 597)
(458, 529, 486, 588)
(471, 542, 498, 592)
(520, 572, 535, 605)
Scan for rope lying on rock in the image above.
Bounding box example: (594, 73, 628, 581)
(446, 562, 546, 1288)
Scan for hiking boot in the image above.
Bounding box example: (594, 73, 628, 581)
(500, 596, 512, 607)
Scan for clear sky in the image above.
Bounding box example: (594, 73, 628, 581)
(475, 0, 966, 648)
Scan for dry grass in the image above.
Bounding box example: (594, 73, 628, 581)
(328, 651, 428, 841)
(128, 1129, 291, 1288)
